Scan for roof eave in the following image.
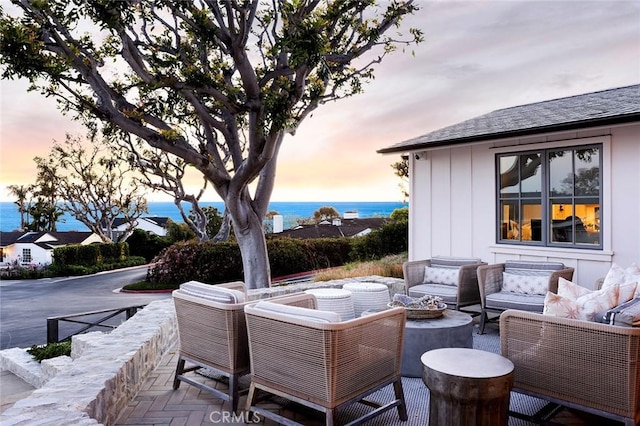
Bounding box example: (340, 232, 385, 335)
(377, 112, 640, 155)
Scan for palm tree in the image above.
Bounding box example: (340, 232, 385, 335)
(7, 184, 32, 230)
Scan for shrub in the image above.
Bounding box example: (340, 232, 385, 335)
(147, 241, 242, 285)
(147, 220, 407, 285)
(27, 341, 72, 362)
(350, 220, 408, 261)
(126, 229, 172, 262)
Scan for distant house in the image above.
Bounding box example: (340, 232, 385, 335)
(103, 217, 171, 241)
(378, 84, 640, 285)
(0, 231, 102, 268)
(274, 217, 388, 239)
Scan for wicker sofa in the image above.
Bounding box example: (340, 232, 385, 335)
(500, 309, 640, 425)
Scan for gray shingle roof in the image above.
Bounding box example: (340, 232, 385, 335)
(378, 84, 640, 154)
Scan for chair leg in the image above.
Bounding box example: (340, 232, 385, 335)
(478, 310, 487, 335)
(173, 356, 186, 389)
(393, 378, 408, 421)
(229, 373, 240, 414)
(245, 382, 258, 413)
(325, 407, 337, 426)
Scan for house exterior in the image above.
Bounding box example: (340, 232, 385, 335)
(104, 217, 170, 241)
(0, 231, 103, 268)
(378, 84, 640, 287)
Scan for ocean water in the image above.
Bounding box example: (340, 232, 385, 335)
(0, 201, 407, 232)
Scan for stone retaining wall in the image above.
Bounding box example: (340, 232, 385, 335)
(0, 276, 404, 425)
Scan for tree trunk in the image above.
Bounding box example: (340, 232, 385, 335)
(231, 208, 270, 289)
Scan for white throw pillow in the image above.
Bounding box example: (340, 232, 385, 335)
(557, 277, 592, 300)
(423, 266, 460, 286)
(543, 292, 580, 318)
(502, 272, 549, 295)
(544, 282, 619, 322)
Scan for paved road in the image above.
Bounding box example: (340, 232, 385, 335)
(0, 266, 172, 350)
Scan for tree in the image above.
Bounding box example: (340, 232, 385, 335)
(188, 205, 226, 241)
(313, 206, 340, 223)
(0, 1, 422, 288)
(391, 155, 409, 201)
(123, 133, 213, 241)
(7, 184, 33, 230)
(33, 134, 148, 242)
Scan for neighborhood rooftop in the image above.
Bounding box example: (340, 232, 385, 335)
(378, 84, 640, 154)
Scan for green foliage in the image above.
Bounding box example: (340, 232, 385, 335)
(53, 242, 129, 266)
(126, 229, 172, 262)
(165, 221, 196, 243)
(45, 256, 147, 277)
(390, 206, 408, 222)
(27, 341, 72, 362)
(189, 206, 223, 239)
(313, 206, 340, 223)
(147, 241, 242, 285)
(350, 220, 408, 261)
(147, 224, 410, 285)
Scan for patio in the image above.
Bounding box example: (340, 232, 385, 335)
(114, 319, 621, 426)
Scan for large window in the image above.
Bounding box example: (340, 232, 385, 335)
(497, 144, 601, 248)
(22, 248, 32, 263)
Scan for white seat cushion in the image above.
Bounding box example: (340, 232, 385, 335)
(250, 301, 340, 323)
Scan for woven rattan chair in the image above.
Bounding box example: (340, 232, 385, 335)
(477, 261, 574, 334)
(244, 293, 408, 426)
(172, 281, 251, 413)
(501, 310, 640, 425)
(403, 257, 486, 311)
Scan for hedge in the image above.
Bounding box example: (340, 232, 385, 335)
(53, 242, 129, 266)
(147, 221, 407, 286)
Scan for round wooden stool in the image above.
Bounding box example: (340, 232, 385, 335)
(421, 348, 514, 426)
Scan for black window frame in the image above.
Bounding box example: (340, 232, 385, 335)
(496, 143, 603, 249)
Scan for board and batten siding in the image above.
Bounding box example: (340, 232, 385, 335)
(408, 122, 639, 288)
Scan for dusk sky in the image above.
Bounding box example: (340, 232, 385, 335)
(1, 1, 639, 203)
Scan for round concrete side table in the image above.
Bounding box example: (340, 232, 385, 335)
(401, 309, 473, 377)
(421, 348, 514, 426)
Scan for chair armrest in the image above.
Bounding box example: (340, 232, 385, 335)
(457, 262, 487, 304)
(403, 259, 432, 290)
(500, 310, 640, 420)
(477, 263, 505, 304)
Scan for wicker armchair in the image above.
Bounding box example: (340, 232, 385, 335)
(500, 310, 640, 425)
(403, 257, 486, 310)
(244, 293, 408, 426)
(172, 281, 251, 413)
(477, 261, 574, 334)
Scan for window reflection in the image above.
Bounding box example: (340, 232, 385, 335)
(497, 144, 601, 248)
(499, 152, 542, 242)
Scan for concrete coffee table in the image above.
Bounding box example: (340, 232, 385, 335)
(401, 309, 473, 377)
